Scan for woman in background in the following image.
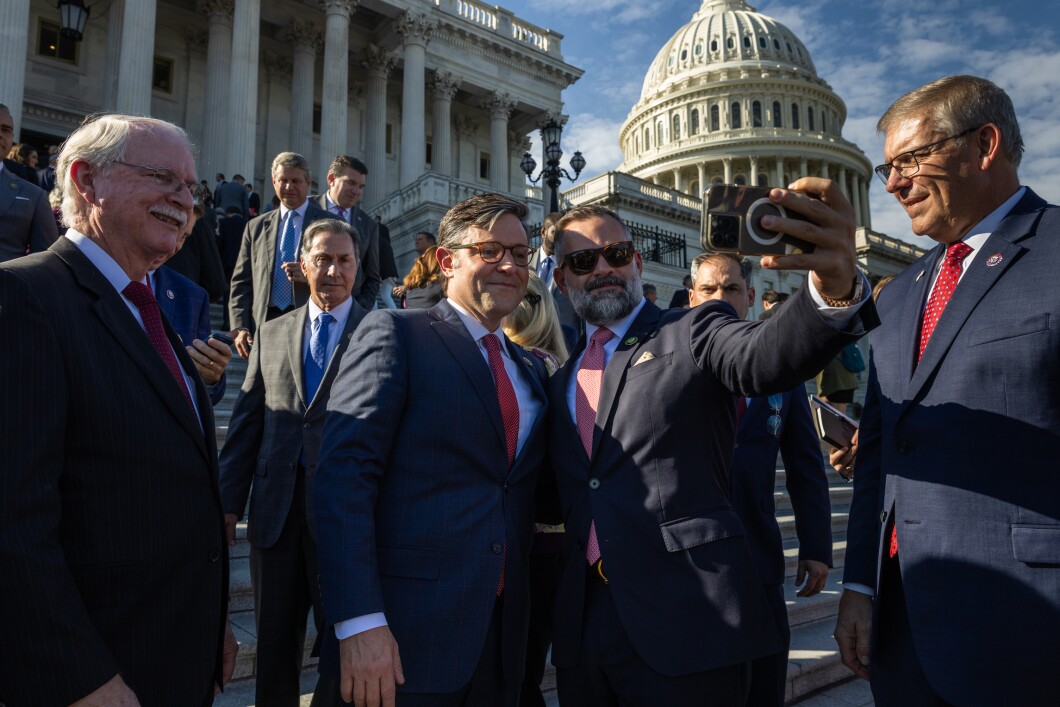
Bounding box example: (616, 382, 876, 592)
(503, 272, 567, 707)
(402, 244, 444, 309)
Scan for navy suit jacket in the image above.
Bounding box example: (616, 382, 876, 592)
(153, 265, 226, 405)
(0, 168, 58, 262)
(548, 289, 876, 676)
(315, 300, 550, 695)
(844, 188, 1060, 705)
(0, 239, 227, 705)
(730, 389, 831, 587)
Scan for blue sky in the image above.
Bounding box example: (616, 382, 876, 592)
(506, 0, 1060, 244)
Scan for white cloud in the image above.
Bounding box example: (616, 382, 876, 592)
(522, 112, 626, 180)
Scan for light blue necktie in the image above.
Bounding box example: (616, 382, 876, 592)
(538, 255, 555, 290)
(273, 211, 298, 310)
(304, 312, 334, 404)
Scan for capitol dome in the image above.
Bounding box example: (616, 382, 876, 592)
(618, 0, 874, 227)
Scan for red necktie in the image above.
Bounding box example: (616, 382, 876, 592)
(892, 241, 973, 558)
(736, 395, 748, 426)
(123, 281, 194, 410)
(483, 333, 518, 593)
(577, 327, 615, 565)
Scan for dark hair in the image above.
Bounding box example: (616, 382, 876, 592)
(437, 193, 527, 250)
(642, 283, 657, 294)
(553, 204, 631, 261)
(761, 289, 779, 304)
(690, 252, 752, 286)
(416, 231, 436, 244)
(328, 155, 368, 178)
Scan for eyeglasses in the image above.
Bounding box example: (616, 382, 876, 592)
(766, 393, 783, 438)
(524, 293, 542, 307)
(560, 241, 636, 276)
(873, 127, 978, 186)
(111, 160, 211, 204)
(447, 241, 532, 267)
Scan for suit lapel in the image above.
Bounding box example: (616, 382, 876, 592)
(0, 175, 19, 216)
(429, 302, 508, 453)
(593, 303, 663, 460)
(54, 240, 208, 458)
(263, 211, 281, 306)
(506, 339, 547, 472)
(896, 248, 939, 387)
(287, 307, 310, 409)
(554, 337, 586, 462)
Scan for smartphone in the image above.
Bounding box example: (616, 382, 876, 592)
(209, 331, 235, 347)
(702, 184, 816, 256)
(808, 394, 858, 449)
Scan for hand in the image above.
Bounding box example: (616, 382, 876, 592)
(233, 329, 253, 359)
(834, 589, 873, 680)
(282, 261, 307, 284)
(795, 559, 829, 597)
(214, 620, 240, 694)
(392, 285, 405, 298)
(339, 625, 405, 707)
(187, 337, 233, 385)
(830, 429, 859, 481)
(758, 177, 859, 301)
(71, 675, 140, 706)
(224, 512, 238, 547)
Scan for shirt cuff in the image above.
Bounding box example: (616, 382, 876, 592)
(807, 271, 871, 328)
(335, 613, 388, 640)
(842, 582, 875, 597)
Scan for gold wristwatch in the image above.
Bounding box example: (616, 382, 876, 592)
(820, 276, 864, 308)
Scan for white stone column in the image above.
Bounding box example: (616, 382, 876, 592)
(102, 0, 125, 110)
(749, 156, 758, 186)
(775, 157, 784, 187)
(115, 0, 157, 115)
(860, 177, 871, 230)
(397, 11, 435, 188)
(0, 0, 30, 138)
(696, 162, 706, 195)
(227, 0, 261, 178)
(799, 157, 808, 179)
(820, 161, 830, 179)
(723, 157, 733, 184)
(429, 71, 460, 177)
(851, 174, 864, 226)
(287, 19, 320, 163)
(673, 168, 683, 193)
(361, 44, 396, 209)
(837, 166, 849, 200)
(319, 0, 356, 181)
(198, 0, 234, 183)
(484, 92, 514, 193)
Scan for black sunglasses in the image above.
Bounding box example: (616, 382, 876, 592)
(560, 241, 635, 276)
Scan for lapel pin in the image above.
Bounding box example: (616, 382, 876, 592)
(8, 182, 17, 190)
(522, 356, 533, 367)
(985, 253, 1003, 267)
(623, 335, 639, 346)
(166, 289, 175, 300)
(915, 269, 925, 282)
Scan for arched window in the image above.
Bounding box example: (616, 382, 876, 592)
(726, 36, 734, 49)
(711, 38, 718, 52)
(772, 101, 782, 128)
(644, 126, 651, 149)
(752, 101, 763, 128)
(731, 102, 742, 130)
(735, 175, 747, 186)
(808, 106, 815, 131)
(635, 133, 640, 153)
(656, 121, 663, 145)
(822, 111, 828, 133)
(710, 104, 720, 132)
(758, 36, 766, 48)
(743, 35, 751, 48)
(691, 109, 700, 135)
(672, 114, 681, 140)
(680, 48, 688, 61)
(791, 102, 800, 130)
(757, 173, 769, 187)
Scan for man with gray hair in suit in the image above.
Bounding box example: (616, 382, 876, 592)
(0, 102, 58, 261)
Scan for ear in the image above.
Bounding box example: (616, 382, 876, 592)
(634, 251, 644, 274)
(300, 256, 309, 280)
(553, 265, 569, 295)
(977, 123, 1003, 171)
(748, 286, 756, 308)
(436, 246, 456, 279)
(326, 172, 336, 187)
(68, 159, 99, 205)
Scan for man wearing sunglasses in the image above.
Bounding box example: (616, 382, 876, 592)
(834, 76, 1060, 706)
(688, 252, 832, 707)
(545, 196, 875, 706)
(315, 193, 552, 707)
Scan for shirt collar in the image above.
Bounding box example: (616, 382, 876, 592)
(64, 229, 146, 292)
(958, 186, 1026, 251)
(279, 200, 309, 221)
(447, 298, 512, 355)
(584, 297, 647, 344)
(307, 295, 354, 329)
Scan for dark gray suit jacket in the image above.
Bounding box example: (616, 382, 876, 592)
(0, 169, 58, 262)
(548, 289, 876, 676)
(315, 300, 550, 697)
(844, 188, 1060, 705)
(215, 180, 250, 220)
(0, 238, 227, 705)
(219, 300, 367, 546)
(228, 201, 330, 334)
(314, 194, 380, 309)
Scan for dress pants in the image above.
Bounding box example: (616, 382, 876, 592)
(521, 547, 562, 707)
(870, 547, 954, 706)
(745, 583, 789, 706)
(250, 469, 330, 707)
(556, 564, 750, 707)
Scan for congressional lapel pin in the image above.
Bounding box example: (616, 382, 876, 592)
(915, 269, 925, 282)
(166, 289, 175, 300)
(522, 356, 533, 367)
(8, 182, 17, 190)
(634, 351, 655, 366)
(985, 253, 1003, 267)
(623, 335, 639, 346)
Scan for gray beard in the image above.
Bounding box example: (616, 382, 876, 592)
(568, 273, 642, 326)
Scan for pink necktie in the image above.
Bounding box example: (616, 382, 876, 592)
(123, 281, 194, 410)
(577, 327, 614, 565)
(483, 333, 519, 593)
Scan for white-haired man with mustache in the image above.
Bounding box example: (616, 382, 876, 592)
(0, 114, 237, 705)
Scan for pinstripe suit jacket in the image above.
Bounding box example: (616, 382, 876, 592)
(0, 168, 58, 262)
(228, 201, 330, 334)
(315, 300, 550, 696)
(219, 300, 368, 546)
(0, 237, 228, 706)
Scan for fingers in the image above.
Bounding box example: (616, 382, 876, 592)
(795, 560, 829, 597)
(835, 591, 873, 680)
(235, 330, 252, 359)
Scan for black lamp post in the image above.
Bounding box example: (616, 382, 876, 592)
(520, 118, 586, 214)
(58, 0, 91, 41)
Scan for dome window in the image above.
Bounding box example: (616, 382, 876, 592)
(727, 36, 734, 50)
(645, 127, 651, 149)
(759, 37, 766, 49)
(711, 38, 718, 52)
(672, 115, 681, 140)
(808, 106, 815, 131)
(695, 43, 702, 55)
(773, 38, 780, 50)
(786, 42, 793, 53)
(668, 55, 674, 67)
(691, 109, 700, 135)
(752, 101, 763, 128)
(710, 105, 720, 132)
(743, 35, 751, 48)
(681, 48, 688, 61)
(791, 102, 800, 130)
(772, 101, 782, 128)
(731, 102, 742, 130)
(757, 174, 769, 187)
